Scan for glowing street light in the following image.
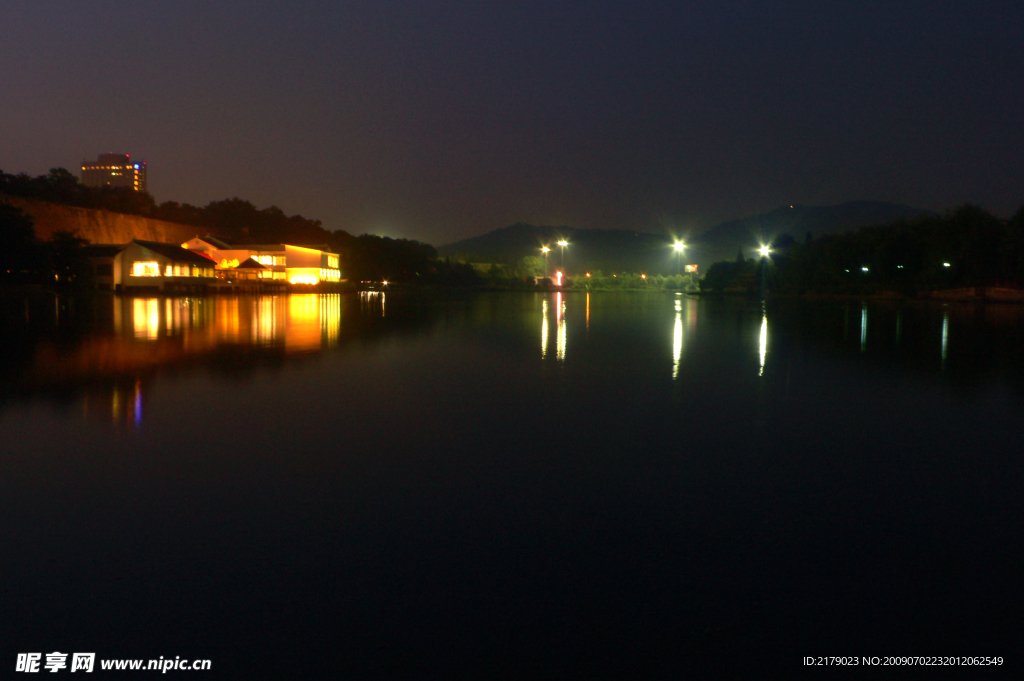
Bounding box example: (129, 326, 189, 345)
(541, 246, 550, 278)
(757, 245, 771, 300)
(557, 239, 569, 271)
(672, 241, 686, 275)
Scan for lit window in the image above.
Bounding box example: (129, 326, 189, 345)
(131, 261, 160, 277)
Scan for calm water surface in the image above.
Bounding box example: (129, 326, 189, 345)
(2, 291, 1021, 676)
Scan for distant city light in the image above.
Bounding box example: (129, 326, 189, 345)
(861, 267, 869, 272)
(758, 245, 771, 257)
(541, 246, 550, 253)
(673, 241, 686, 252)
(557, 240, 568, 247)
(943, 262, 951, 267)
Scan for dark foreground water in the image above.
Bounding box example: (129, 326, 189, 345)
(1, 291, 1021, 677)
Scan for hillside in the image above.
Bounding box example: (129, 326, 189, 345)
(440, 202, 932, 274)
(688, 201, 933, 268)
(3, 196, 199, 245)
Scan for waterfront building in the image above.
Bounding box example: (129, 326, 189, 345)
(182, 236, 341, 284)
(93, 239, 216, 292)
(81, 154, 147, 192)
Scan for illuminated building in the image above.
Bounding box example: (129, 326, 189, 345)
(81, 153, 147, 192)
(182, 236, 341, 285)
(101, 239, 217, 292)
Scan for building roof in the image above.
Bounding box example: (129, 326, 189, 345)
(233, 243, 337, 254)
(192, 235, 233, 250)
(235, 257, 266, 270)
(83, 244, 126, 258)
(133, 240, 219, 265)
(232, 244, 286, 251)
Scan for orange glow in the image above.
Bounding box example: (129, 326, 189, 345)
(288, 268, 321, 285)
(131, 261, 160, 277)
(132, 298, 160, 340)
(287, 294, 321, 352)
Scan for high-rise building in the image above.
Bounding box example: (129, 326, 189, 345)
(81, 153, 147, 192)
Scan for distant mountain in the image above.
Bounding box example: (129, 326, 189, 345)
(688, 201, 932, 269)
(439, 202, 932, 275)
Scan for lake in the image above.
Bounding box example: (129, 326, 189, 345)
(1, 291, 1020, 676)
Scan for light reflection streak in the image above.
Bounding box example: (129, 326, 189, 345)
(672, 299, 683, 379)
(942, 311, 949, 367)
(759, 309, 768, 376)
(133, 379, 142, 429)
(252, 296, 279, 345)
(860, 304, 867, 352)
(359, 291, 385, 317)
(541, 298, 549, 358)
(320, 294, 340, 348)
(132, 298, 160, 340)
(556, 293, 566, 361)
(586, 292, 590, 331)
(287, 294, 321, 352)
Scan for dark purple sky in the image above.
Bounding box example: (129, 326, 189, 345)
(2, 0, 1022, 244)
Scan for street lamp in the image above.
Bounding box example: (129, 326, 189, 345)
(541, 246, 550, 278)
(673, 241, 686, 275)
(757, 244, 771, 300)
(557, 239, 568, 272)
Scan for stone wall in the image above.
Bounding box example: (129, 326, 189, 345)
(3, 196, 200, 246)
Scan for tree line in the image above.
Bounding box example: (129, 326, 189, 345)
(1, 168, 477, 286)
(701, 204, 1024, 296)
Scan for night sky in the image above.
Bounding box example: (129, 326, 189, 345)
(2, 1, 1022, 244)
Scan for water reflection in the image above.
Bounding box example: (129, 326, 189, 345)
(672, 299, 683, 379)
(359, 291, 385, 317)
(541, 298, 549, 359)
(942, 311, 949, 368)
(133, 298, 160, 340)
(10, 293, 1024, 432)
(759, 307, 768, 376)
(556, 293, 566, 362)
(860, 304, 868, 353)
(7, 293, 350, 427)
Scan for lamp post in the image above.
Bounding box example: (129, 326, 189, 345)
(557, 239, 568, 273)
(541, 246, 550, 279)
(673, 241, 686, 276)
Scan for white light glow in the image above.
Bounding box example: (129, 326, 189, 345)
(556, 293, 566, 361)
(860, 304, 867, 352)
(759, 311, 767, 376)
(541, 299, 549, 358)
(672, 299, 682, 379)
